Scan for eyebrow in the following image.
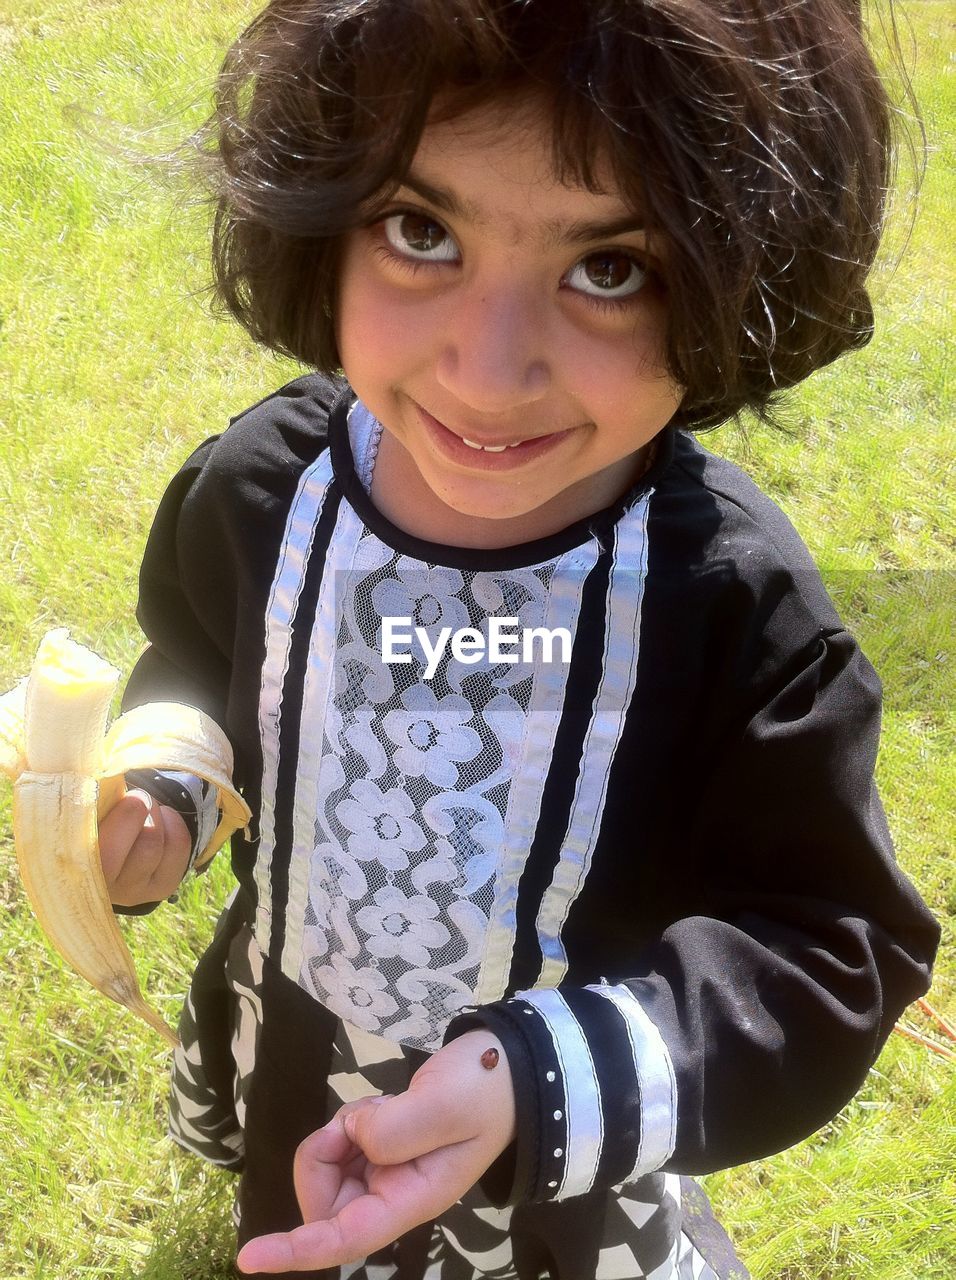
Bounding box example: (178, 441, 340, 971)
(396, 172, 646, 246)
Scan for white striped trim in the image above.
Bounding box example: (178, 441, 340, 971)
(280, 497, 367, 980)
(588, 982, 677, 1175)
(536, 495, 652, 986)
(475, 541, 600, 1005)
(516, 988, 603, 1198)
(254, 447, 335, 953)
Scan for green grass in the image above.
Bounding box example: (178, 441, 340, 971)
(0, 1, 952, 1276)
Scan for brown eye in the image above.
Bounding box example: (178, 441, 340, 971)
(587, 253, 633, 289)
(383, 212, 459, 261)
(565, 250, 647, 300)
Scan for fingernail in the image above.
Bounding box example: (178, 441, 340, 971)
(132, 789, 154, 816)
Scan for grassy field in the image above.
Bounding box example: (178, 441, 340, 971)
(0, 1, 952, 1276)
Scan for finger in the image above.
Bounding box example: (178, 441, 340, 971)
(405, 1130, 496, 1212)
(344, 1090, 463, 1166)
(293, 1115, 367, 1224)
(236, 1217, 348, 1274)
(236, 1205, 397, 1275)
(111, 802, 191, 904)
(347, 1042, 510, 1165)
(239, 1105, 394, 1271)
(239, 1125, 489, 1272)
(292, 1099, 391, 1224)
(331, 1134, 488, 1241)
(238, 1172, 435, 1273)
(112, 793, 168, 895)
(145, 805, 192, 896)
(98, 790, 152, 884)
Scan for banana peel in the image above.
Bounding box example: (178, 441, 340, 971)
(0, 628, 251, 1048)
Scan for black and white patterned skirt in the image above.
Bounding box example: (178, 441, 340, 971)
(168, 897, 748, 1280)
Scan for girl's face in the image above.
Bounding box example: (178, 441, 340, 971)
(336, 98, 683, 548)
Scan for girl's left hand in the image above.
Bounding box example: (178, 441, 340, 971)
(235, 1029, 516, 1274)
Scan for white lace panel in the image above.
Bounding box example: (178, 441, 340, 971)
(280, 525, 588, 1051)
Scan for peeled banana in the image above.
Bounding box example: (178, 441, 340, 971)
(0, 628, 251, 1047)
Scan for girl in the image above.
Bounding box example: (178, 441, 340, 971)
(101, 2, 939, 1277)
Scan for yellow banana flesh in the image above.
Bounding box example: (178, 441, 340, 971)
(1, 628, 252, 1048)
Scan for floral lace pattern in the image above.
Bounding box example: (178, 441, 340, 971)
(296, 534, 558, 1050)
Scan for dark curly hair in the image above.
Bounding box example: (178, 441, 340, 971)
(192, 0, 902, 429)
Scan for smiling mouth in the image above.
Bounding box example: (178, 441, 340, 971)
(413, 400, 575, 464)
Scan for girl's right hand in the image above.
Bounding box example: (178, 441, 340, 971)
(236, 1030, 517, 1274)
(98, 790, 192, 906)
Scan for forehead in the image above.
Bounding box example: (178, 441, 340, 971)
(401, 97, 640, 247)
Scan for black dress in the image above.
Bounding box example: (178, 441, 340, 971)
(121, 375, 938, 1279)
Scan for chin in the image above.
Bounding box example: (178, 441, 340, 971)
(433, 484, 546, 523)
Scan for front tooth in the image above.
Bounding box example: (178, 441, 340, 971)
(461, 437, 509, 452)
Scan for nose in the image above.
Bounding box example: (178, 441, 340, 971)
(434, 280, 551, 413)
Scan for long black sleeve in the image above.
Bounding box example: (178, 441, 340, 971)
(118, 373, 340, 906)
(447, 447, 939, 1205)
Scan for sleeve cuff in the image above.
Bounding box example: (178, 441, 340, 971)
(445, 983, 676, 1204)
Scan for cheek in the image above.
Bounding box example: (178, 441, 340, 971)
(566, 319, 680, 426)
(335, 261, 378, 372)
(336, 268, 428, 388)
(620, 290, 672, 372)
